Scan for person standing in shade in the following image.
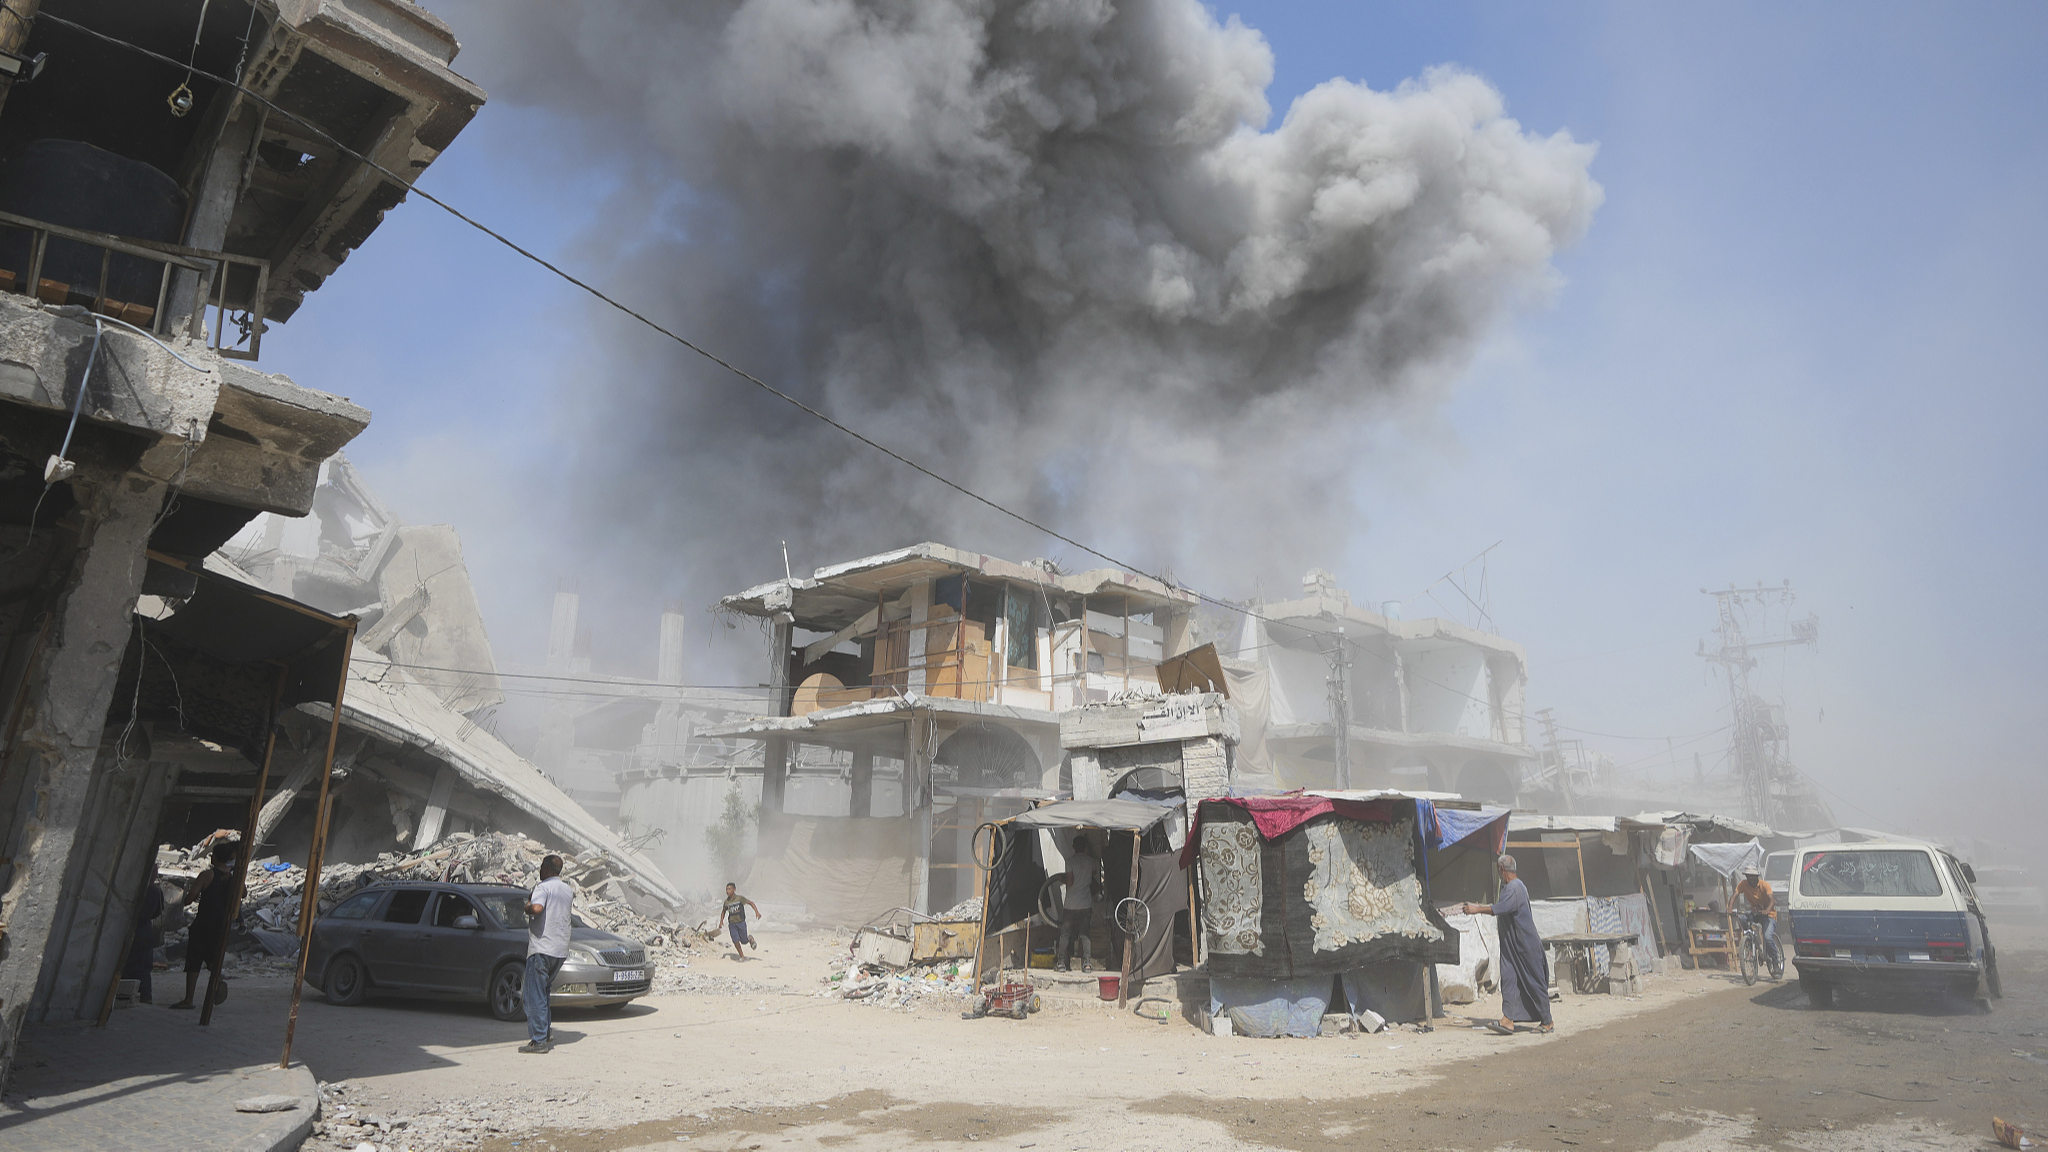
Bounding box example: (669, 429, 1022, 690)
(125, 863, 166, 1005)
(723, 883, 762, 960)
(520, 854, 573, 1054)
(1052, 835, 1099, 973)
(167, 841, 238, 1009)
(1462, 853, 1554, 1035)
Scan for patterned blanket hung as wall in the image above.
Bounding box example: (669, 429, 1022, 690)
(1187, 797, 1461, 980)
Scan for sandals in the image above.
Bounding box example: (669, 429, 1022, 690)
(1485, 1020, 1515, 1036)
(1538, 1024, 1555, 1034)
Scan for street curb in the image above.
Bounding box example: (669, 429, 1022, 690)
(225, 1064, 319, 1152)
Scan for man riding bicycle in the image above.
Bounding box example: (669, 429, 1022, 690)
(1733, 865, 1782, 979)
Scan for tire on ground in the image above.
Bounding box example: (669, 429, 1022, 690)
(490, 961, 526, 1022)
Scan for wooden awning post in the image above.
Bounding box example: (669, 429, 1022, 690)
(1117, 831, 1138, 1009)
(201, 662, 289, 1026)
(280, 622, 355, 1069)
(1575, 836, 1589, 899)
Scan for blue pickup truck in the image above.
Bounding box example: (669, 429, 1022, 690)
(1785, 840, 2001, 1010)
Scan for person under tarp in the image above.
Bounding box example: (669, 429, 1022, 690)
(975, 799, 1188, 1004)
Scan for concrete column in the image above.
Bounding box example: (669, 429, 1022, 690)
(761, 613, 793, 813)
(907, 717, 930, 914)
(413, 764, 457, 850)
(0, 468, 166, 1087)
(905, 578, 931, 696)
(653, 609, 687, 766)
(1393, 647, 1412, 734)
(167, 100, 266, 325)
(848, 749, 873, 818)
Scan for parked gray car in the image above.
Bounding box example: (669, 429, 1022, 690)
(304, 882, 651, 1020)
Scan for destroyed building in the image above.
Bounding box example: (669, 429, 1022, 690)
(702, 543, 1203, 918)
(1224, 568, 1535, 804)
(0, 0, 496, 1090)
(530, 590, 762, 840)
(217, 460, 684, 906)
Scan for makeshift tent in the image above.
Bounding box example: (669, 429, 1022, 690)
(981, 798, 1188, 1006)
(1188, 796, 1458, 979)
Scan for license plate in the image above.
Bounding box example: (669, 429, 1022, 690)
(611, 970, 643, 982)
(1908, 951, 1930, 962)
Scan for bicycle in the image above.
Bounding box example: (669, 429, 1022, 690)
(1736, 912, 1783, 985)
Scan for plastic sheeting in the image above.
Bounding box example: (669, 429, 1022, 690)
(1008, 799, 1176, 832)
(1424, 803, 1511, 852)
(1132, 851, 1189, 984)
(1209, 975, 1330, 1038)
(1434, 910, 1500, 1003)
(1341, 961, 1429, 1025)
(1689, 839, 1764, 878)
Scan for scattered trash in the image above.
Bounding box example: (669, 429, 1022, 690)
(1995, 1118, 2031, 1151)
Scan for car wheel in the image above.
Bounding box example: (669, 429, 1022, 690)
(1799, 974, 1833, 1009)
(489, 962, 526, 1022)
(324, 953, 368, 1007)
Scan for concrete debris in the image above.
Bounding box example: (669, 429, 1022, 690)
(155, 831, 703, 985)
(234, 1094, 302, 1113)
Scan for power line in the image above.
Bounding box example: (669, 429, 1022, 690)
(48, 12, 1572, 733)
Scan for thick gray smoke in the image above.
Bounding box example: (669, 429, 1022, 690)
(439, 0, 1600, 611)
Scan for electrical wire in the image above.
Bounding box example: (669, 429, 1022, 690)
(43, 11, 1690, 743)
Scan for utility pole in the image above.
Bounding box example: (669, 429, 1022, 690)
(1535, 707, 1574, 814)
(1326, 627, 1351, 789)
(1698, 583, 1818, 825)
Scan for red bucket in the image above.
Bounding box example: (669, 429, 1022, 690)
(1097, 974, 1120, 1001)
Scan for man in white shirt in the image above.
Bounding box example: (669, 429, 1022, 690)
(520, 854, 573, 1053)
(1052, 835, 1098, 973)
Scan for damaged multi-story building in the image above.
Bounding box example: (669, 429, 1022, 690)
(0, 0, 656, 1090)
(1222, 568, 1534, 804)
(701, 543, 1203, 917)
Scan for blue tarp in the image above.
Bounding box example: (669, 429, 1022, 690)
(1419, 802, 1510, 851)
(1209, 975, 1333, 1037)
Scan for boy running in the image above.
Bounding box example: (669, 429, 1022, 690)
(722, 882, 762, 960)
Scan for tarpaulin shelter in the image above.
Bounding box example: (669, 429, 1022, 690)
(1184, 792, 1461, 1036)
(977, 798, 1186, 1007)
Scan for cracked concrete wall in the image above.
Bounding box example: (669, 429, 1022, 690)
(0, 297, 219, 443)
(0, 465, 167, 1088)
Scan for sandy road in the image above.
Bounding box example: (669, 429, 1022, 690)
(288, 919, 2046, 1151)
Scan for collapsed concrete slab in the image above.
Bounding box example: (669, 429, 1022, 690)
(324, 642, 684, 910)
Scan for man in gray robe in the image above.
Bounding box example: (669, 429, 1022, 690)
(1463, 854, 1553, 1034)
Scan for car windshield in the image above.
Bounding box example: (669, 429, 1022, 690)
(1799, 850, 1943, 898)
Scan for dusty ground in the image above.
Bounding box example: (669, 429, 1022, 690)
(272, 917, 2046, 1151)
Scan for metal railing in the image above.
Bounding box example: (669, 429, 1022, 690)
(0, 209, 270, 361)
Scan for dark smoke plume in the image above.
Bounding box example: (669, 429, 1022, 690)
(438, 0, 1600, 605)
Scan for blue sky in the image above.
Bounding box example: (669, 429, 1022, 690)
(263, 2, 2046, 846)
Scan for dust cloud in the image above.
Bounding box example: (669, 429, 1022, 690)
(430, 0, 1598, 650)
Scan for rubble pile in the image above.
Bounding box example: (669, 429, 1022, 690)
(827, 959, 979, 1011)
(154, 831, 697, 979)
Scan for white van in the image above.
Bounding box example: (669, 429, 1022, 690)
(1784, 840, 2001, 1009)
